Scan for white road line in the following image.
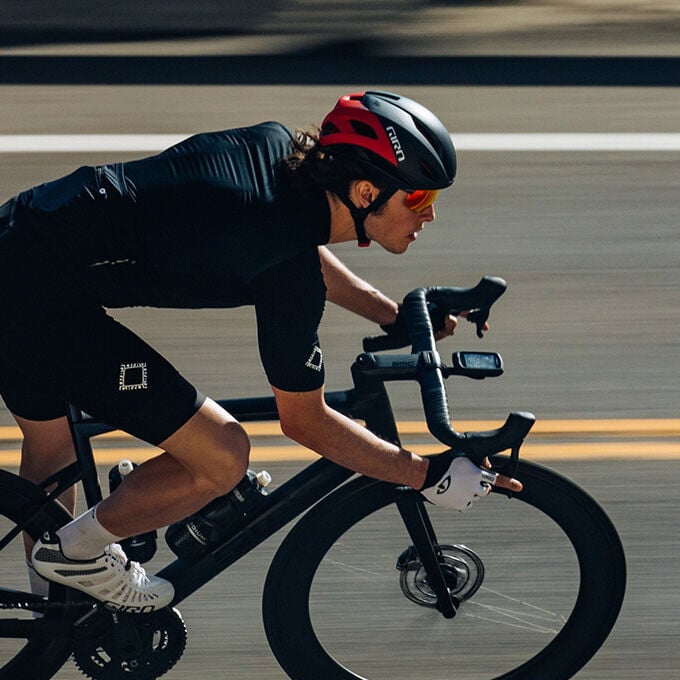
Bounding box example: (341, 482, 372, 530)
(0, 134, 191, 153)
(1, 133, 680, 153)
(454, 133, 680, 151)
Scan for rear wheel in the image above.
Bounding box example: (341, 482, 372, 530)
(0, 469, 76, 679)
(263, 458, 626, 680)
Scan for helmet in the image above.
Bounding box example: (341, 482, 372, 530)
(319, 90, 456, 192)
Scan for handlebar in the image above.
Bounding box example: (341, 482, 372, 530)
(363, 276, 507, 352)
(356, 277, 536, 468)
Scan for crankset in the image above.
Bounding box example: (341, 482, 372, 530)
(72, 606, 187, 679)
(396, 544, 485, 608)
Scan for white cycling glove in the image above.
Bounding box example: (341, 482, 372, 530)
(421, 456, 498, 512)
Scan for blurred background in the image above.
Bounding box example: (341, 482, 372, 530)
(0, 2, 679, 678)
(1, 0, 679, 55)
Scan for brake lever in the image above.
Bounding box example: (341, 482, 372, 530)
(465, 308, 490, 339)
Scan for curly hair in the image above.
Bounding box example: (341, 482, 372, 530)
(285, 126, 393, 200)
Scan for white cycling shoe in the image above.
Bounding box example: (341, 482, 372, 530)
(31, 533, 174, 613)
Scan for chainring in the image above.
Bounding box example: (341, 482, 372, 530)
(72, 606, 187, 679)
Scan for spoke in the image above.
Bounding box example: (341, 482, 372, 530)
(461, 586, 568, 634)
(320, 558, 384, 579)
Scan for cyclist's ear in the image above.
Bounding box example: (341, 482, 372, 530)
(350, 180, 380, 209)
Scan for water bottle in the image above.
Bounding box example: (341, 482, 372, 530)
(108, 460, 158, 564)
(165, 469, 271, 559)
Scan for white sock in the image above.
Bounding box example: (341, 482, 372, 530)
(56, 504, 124, 560)
(26, 559, 49, 618)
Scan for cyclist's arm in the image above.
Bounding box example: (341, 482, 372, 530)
(273, 383, 428, 489)
(273, 385, 520, 494)
(318, 246, 473, 339)
(319, 246, 399, 326)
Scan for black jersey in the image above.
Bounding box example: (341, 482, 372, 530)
(8, 122, 331, 393)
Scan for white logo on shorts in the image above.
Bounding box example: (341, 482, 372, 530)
(119, 363, 148, 391)
(305, 346, 323, 372)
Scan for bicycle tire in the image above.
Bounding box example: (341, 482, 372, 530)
(0, 469, 76, 679)
(263, 458, 626, 680)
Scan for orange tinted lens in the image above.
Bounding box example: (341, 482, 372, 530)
(405, 189, 438, 212)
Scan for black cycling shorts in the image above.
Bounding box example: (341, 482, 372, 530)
(0, 309, 206, 446)
(0, 201, 205, 445)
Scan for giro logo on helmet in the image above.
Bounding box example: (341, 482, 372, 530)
(386, 126, 405, 162)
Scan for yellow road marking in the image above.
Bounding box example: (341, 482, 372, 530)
(393, 419, 680, 437)
(0, 420, 678, 466)
(0, 439, 678, 468)
(0, 423, 290, 440)
(1, 419, 679, 441)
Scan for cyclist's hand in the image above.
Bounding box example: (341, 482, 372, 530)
(380, 304, 490, 344)
(421, 454, 521, 512)
(435, 310, 490, 342)
(479, 456, 522, 493)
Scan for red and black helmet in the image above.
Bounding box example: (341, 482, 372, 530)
(319, 90, 456, 192)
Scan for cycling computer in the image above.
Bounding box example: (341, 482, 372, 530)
(450, 352, 503, 379)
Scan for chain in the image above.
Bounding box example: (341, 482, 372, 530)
(1, 598, 95, 613)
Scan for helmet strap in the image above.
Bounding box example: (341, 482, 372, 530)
(338, 188, 397, 248)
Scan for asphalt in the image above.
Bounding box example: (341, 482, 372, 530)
(0, 5, 679, 677)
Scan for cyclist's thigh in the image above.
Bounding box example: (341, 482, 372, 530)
(0, 307, 205, 447)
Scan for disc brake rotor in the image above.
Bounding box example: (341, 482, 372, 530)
(72, 606, 187, 679)
(398, 544, 485, 607)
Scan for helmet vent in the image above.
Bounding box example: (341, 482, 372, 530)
(321, 122, 340, 135)
(350, 120, 379, 140)
(414, 119, 439, 151)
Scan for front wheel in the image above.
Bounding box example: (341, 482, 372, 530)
(263, 458, 626, 680)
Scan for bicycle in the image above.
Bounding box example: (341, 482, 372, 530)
(0, 276, 626, 680)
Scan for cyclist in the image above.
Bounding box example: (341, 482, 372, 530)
(0, 90, 521, 612)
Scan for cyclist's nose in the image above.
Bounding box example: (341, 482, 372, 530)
(420, 204, 436, 222)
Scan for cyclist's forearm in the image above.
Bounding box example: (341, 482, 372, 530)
(319, 246, 398, 325)
(280, 400, 427, 489)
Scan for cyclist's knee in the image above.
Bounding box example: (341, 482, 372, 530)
(160, 403, 251, 495)
(194, 421, 250, 496)
(219, 421, 251, 471)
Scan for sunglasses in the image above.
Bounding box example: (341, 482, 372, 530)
(404, 189, 439, 213)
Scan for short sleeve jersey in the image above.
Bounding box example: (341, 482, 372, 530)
(18, 122, 331, 392)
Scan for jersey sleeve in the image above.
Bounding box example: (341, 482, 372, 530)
(252, 249, 327, 392)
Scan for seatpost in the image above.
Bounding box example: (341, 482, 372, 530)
(66, 402, 105, 508)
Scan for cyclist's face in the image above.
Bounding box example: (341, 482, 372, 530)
(365, 191, 436, 254)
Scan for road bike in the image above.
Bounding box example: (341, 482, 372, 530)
(0, 277, 626, 679)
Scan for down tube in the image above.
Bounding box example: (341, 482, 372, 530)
(158, 457, 355, 604)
